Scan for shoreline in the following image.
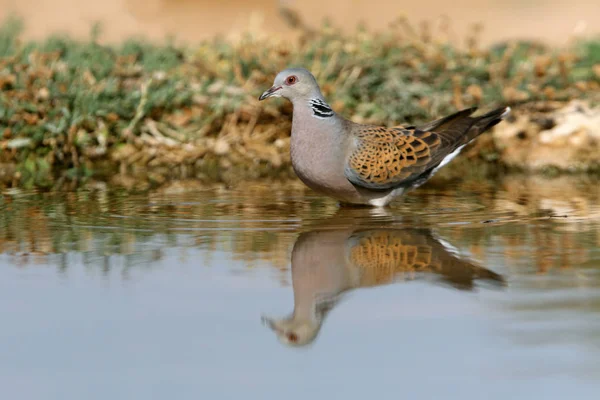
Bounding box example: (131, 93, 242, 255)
(1, 18, 599, 188)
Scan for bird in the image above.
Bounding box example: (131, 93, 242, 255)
(258, 68, 510, 206)
(261, 220, 505, 348)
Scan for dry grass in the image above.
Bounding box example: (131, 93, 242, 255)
(0, 15, 599, 188)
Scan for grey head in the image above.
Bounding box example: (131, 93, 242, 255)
(261, 314, 322, 348)
(261, 293, 339, 348)
(259, 68, 322, 102)
(259, 68, 335, 119)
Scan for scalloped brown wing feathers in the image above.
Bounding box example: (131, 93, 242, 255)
(344, 107, 508, 190)
(345, 126, 443, 190)
(347, 229, 505, 289)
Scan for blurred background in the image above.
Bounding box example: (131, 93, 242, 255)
(0, 0, 598, 186)
(1, 0, 598, 45)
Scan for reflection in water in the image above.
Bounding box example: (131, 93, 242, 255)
(1, 175, 599, 276)
(262, 226, 504, 347)
(1, 176, 600, 395)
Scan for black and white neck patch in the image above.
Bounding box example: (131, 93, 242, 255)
(309, 98, 334, 119)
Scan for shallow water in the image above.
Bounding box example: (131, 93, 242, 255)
(1, 175, 600, 399)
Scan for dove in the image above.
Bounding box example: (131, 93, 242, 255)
(259, 68, 510, 206)
(261, 222, 505, 347)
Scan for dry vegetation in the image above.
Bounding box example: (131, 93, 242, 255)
(0, 15, 599, 188)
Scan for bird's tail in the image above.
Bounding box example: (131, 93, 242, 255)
(417, 106, 511, 146)
(469, 106, 511, 139)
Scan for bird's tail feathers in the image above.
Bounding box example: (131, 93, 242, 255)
(471, 106, 511, 136)
(414, 105, 511, 151)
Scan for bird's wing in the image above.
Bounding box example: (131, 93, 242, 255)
(344, 106, 511, 191)
(344, 125, 447, 190)
(346, 228, 505, 290)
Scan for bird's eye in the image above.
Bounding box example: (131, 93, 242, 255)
(287, 332, 298, 342)
(285, 75, 298, 85)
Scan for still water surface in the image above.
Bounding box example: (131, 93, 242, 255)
(1, 176, 599, 399)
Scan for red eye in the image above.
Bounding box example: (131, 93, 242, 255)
(287, 332, 298, 342)
(285, 75, 298, 85)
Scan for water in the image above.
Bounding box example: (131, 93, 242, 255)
(1, 175, 599, 399)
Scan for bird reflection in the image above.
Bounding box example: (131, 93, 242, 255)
(262, 222, 505, 348)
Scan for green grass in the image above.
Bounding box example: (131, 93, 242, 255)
(0, 15, 598, 187)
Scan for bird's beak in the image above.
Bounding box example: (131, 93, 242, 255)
(259, 86, 282, 101)
(261, 315, 280, 332)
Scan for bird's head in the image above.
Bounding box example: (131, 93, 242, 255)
(259, 68, 323, 103)
(261, 314, 322, 348)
